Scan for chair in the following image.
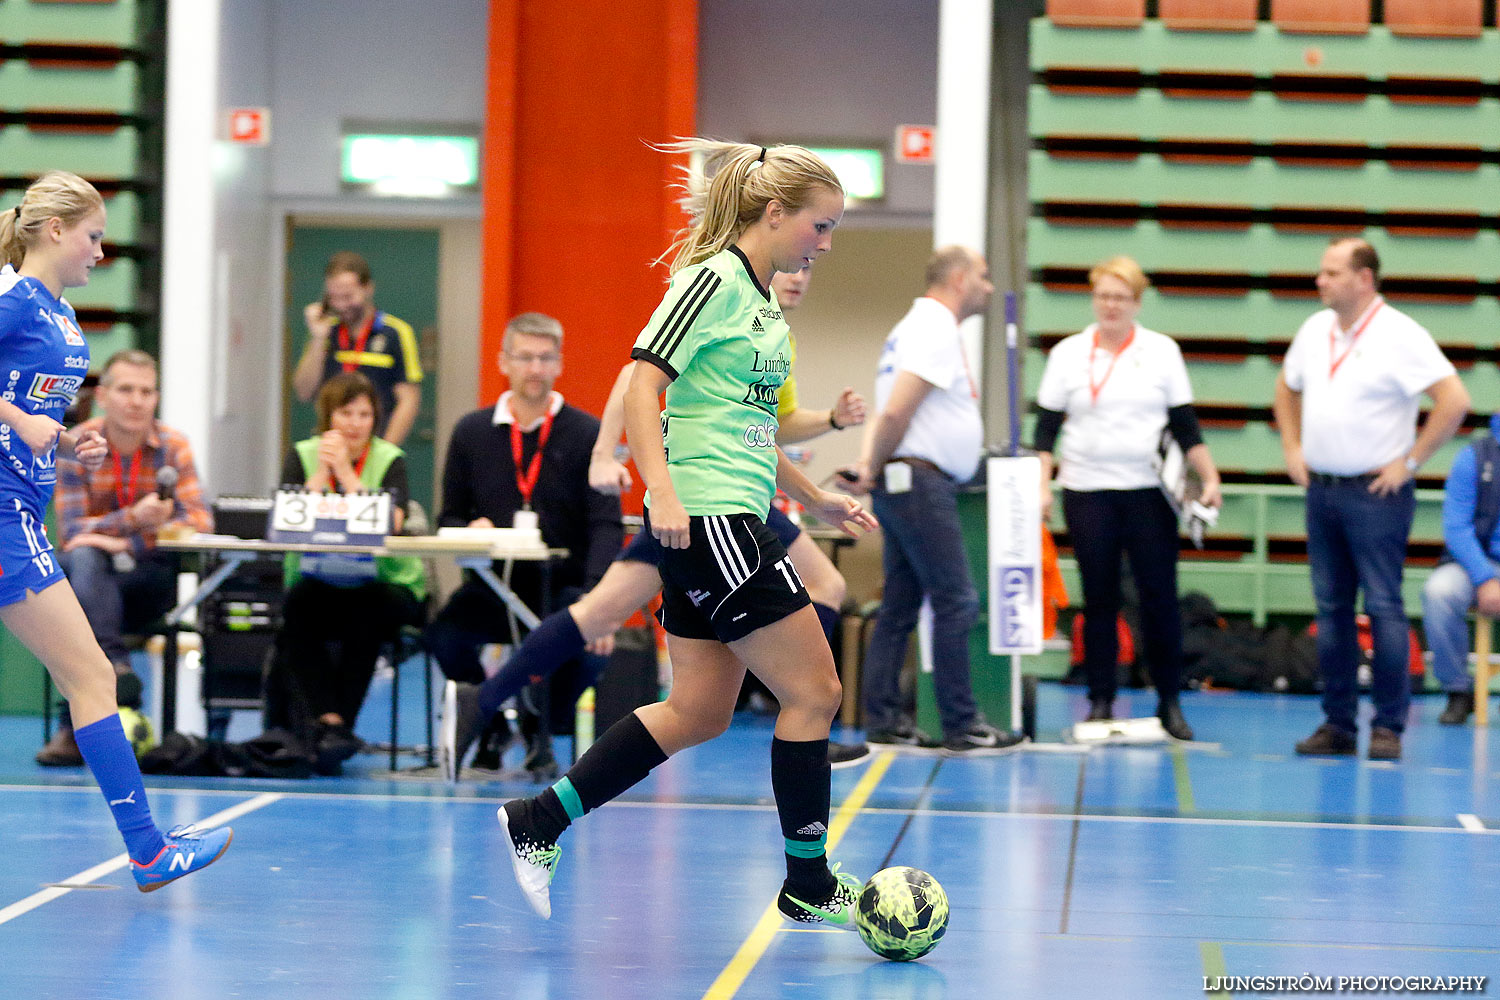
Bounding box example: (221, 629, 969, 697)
(371, 623, 436, 771)
(1385, 0, 1482, 38)
(1474, 613, 1494, 725)
(1159, 0, 1257, 31)
(1045, 0, 1145, 27)
(1270, 0, 1370, 34)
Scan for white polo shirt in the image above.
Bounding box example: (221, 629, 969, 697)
(1282, 297, 1454, 476)
(1036, 324, 1193, 491)
(874, 297, 983, 482)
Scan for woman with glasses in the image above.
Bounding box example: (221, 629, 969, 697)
(1032, 256, 1221, 739)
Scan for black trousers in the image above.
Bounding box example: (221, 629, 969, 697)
(266, 577, 423, 738)
(1062, 487, 1184, 705)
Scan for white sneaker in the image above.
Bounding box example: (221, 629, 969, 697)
(440, 681, 459, 784)
(497, 804, 560, 919)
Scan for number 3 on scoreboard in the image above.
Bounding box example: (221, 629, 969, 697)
(271, 491, 312, 532)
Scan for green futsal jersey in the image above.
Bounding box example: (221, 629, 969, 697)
(631, 246, 790, 517)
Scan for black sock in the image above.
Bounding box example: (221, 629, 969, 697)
(479, 609, 586, 718)
(525, 711, 669, 845)
(813, 602, 840, 649)
(771, 736, 832, 893)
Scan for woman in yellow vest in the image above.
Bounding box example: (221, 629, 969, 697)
(269, 372, 426, 773)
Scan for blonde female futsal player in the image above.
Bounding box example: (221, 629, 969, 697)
(0, 171, 231, 890)
(498, 140, 873, 923)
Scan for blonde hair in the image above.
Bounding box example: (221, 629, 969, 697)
(1088, 255, 1149, 299)
(0, 171, 106, 269)
(657, 139, 843, 275)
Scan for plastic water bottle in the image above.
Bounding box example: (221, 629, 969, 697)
(575, 687, 596, 755)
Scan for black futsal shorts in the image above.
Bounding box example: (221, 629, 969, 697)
(647, 509, 811, 643)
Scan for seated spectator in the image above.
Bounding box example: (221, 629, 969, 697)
(1421, 414, 1500, 726)
(265, 372, 426, 773)
(38, 350, 213, 766)
(424, 312, 622, 777)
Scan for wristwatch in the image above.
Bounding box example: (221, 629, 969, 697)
(1403, 455, 1420, 474)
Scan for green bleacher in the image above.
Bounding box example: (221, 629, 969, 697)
(1027, 14, 1500, 624)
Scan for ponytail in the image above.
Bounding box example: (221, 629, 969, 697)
(656, 138, 843, 275)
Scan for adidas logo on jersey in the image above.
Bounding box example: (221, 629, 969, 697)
(687, 588, 711, 606)
(751, 317, 764, 332)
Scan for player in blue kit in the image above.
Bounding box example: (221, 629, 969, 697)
(0, 172, 231, 890)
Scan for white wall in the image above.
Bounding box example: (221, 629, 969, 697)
(203, 0, 488, 494)
(210, 0, 276, 494)
(698, 0, 939, 228)
(202, 0, 956, 497)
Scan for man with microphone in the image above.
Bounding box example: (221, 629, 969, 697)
(35, 350, 213, 765)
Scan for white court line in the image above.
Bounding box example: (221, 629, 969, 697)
(1, 783, 1486, 837)
(0, 791, 282, 928)
(1457, 813, 1486, 831)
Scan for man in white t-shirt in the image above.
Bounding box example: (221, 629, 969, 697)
(848, 246, 1022, 756)
(1274, 237, 1468, 761)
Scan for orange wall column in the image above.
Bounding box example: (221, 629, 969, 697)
(481, 0, 698, 434)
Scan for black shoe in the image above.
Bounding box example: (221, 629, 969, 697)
(828, 742, 871, 769)
(941, 721, 1025, 756)
(1368, 726, 1403, 761)
(865, 724, 941, 753)
(1294, 723, 1357, 757)
(113, 661, 143, 710)
(1085, 697, 1113, 722)
(523, 731, 558, 782)
(314, 725, 361, 776)
(1438, 691, 1475, 726)
(35, 725, 83, 767)
(1157, 701, 1194, 742)
(440, 681, 485, 782)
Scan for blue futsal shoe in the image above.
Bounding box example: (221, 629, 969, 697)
(131, 823, 234, 892)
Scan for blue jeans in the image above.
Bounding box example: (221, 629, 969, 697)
(58, 545, 176, 665)
(861, 463, 981, 738)
(1306, 479, 1416, 734)
(1421, 560, 1493, 694)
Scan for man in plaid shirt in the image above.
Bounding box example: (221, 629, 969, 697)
(36, 350, 213, 765)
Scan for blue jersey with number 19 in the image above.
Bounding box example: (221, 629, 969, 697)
(0, 264, 91, 516)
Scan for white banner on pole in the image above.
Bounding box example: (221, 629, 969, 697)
(987, 455, 1042, 655)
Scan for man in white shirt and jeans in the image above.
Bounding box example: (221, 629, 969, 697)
(1274, 237, 1468, 760)
(849, 246, 1023, 756)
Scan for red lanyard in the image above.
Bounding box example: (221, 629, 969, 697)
(509, 408, 555, 510)
(112, 450, 142, 509)
(352, 445, 369, 479)
(1088, 326, 1135, 405)
(338, 313, 375, 372)
(957, 334, 978, 400)
(1328, 300, 1382, 380)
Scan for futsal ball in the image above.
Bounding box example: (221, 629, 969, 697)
(854, 866, 949, 962)
(118, 707, 156, 759)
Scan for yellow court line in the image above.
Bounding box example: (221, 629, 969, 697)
(702, 751, 895, 1000)
(1201, 942, 1230, 999)
(1170, 744, 1196, 813)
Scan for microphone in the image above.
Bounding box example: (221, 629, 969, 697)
(155, 465, 178, 501)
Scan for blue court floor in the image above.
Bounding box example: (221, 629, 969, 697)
(1, 676, 1498, 999)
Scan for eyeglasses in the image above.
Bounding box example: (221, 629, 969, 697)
(506, 351, 561, 366)
(1091, 291, 1136, 304)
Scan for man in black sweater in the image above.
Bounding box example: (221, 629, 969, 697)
(425, 312, 623, 775)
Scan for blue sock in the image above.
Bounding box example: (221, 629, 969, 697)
(813, 602, 840, 649)
(478, 609, 586, 718)
(75, 714, 166, 864)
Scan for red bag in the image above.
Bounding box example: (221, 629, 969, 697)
(1070, 611, 1135, 667)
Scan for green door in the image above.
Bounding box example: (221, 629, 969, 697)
(284, 225, 439, 516)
